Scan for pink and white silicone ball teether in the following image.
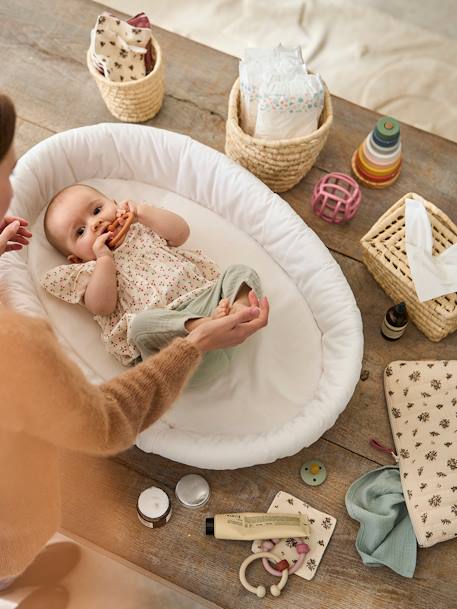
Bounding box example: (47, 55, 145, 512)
(311, 172, 361, 224)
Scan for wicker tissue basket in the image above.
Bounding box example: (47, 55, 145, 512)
(225, 78, 333, 193)
(361, 192, 457, 342)
(87, 34, 164, 123)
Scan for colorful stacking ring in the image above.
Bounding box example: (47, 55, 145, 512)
(352, 115, 402, 189)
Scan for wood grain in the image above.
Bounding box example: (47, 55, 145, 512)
(61, 445, 457, 609)
(2, 0, 457, 606)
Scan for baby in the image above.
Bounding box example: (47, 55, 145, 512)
(41, 184, 262, 383)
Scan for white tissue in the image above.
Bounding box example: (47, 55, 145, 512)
(405, 198, 457, 302)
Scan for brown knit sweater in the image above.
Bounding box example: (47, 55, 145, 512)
(0, 310, 201, 578)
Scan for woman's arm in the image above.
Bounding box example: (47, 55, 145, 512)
(0, 311, 201, 455)
(0, 296, 268, 456)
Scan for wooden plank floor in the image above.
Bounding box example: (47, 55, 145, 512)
(2, 1, 457, 607)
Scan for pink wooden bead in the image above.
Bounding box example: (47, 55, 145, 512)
(296, 543, 310, 555)
(275, 560, 290, 572)
(262, 540, 274, 551)
(311, 172, 362, 224)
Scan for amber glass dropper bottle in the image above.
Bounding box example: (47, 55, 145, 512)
(381, 302, 408, 341)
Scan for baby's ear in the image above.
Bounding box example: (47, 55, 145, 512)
(67, 254, 82, 264)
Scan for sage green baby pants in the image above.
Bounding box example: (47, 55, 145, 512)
(129, 264, 262, 388)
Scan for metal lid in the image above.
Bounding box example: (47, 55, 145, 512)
(175, 474, 210, 508)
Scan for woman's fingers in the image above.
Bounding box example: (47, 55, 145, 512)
(18, 229, 32, 238)
(2, 215, 29, 226)
(5, 243, 23, 251)
(7, 234, 29, 245)
(229, 305, 260, 325)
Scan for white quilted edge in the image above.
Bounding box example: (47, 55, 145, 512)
(1, 123, 363, 468)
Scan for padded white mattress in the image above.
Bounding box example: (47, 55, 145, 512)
(0, 123, 363, 469)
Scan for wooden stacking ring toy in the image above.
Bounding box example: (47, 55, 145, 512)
(239, 552, 289, 598)
(352, 116, 402, 189)
(311, 172, 361, 224)
(261, 538, 310, 576)
(107, 211, 134, 249)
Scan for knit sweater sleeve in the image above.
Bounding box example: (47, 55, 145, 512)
(0, 311, 201, 455)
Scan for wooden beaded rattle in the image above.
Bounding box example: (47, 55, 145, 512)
(261, 538, 309, 576)
(239, 551, 289, 598)
(107, 211, 134, 249)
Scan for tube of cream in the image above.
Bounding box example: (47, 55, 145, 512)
(205, 512, 309, 540)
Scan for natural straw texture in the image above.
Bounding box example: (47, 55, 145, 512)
(361, 192, 457, 342)
(225, 78, 333, 193)
(86, 34, 164, 123)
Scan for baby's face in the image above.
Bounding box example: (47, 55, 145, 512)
(47, 185, 117, 262)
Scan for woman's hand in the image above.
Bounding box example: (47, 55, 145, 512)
(186, 293, 269, 353)
(0, 216, 32, 256)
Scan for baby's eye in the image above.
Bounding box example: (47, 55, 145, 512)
(94, 206, 101, 215)
(76, 226, 85, 237)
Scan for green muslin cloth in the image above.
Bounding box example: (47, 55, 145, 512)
(345, 465, 417, 578)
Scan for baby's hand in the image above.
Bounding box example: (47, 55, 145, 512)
(116, 200, 137, 224)
(93, 232, 114, 259)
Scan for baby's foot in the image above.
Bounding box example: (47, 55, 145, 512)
(212, 298, 230, 319)
(229, 299, 249, 315)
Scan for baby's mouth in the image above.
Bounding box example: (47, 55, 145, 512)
(101, 222, 114, 236)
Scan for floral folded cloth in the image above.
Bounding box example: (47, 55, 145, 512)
(251, 490, 336, 580)
(89, 12, 154, 82)
(239, 44, 325, 140)
(384, 360, 457, 548)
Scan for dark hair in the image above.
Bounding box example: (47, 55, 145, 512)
(0, 94, 16, 163)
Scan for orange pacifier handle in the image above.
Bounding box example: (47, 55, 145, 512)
(107, 211, 134, 249)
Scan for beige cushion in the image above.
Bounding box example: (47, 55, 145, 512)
(384, 360, 457, 547)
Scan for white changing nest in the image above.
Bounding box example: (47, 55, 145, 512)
(0, 123, 363, 469)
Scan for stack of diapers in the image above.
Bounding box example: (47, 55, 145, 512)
(239, 45, 325, 139)
(347, 360, 457, 577)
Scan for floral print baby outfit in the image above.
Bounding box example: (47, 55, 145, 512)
(41, 222, 220, 365)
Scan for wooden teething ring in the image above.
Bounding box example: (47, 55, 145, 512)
(107, 211, 134, 249)
(239, 552, 289, 598)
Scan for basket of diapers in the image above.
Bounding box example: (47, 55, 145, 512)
(225, 45, 333, 193)
(361, 192, 457, 342)
(87, 12, 164, 122)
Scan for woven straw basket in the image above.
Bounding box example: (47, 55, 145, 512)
(225, 77, 333, 193)
(361, 192, 457, 342)
(87, 34, 164, 123)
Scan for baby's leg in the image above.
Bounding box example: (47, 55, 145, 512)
(219, 265, 262, 315)
(130, 308, 201, 360)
